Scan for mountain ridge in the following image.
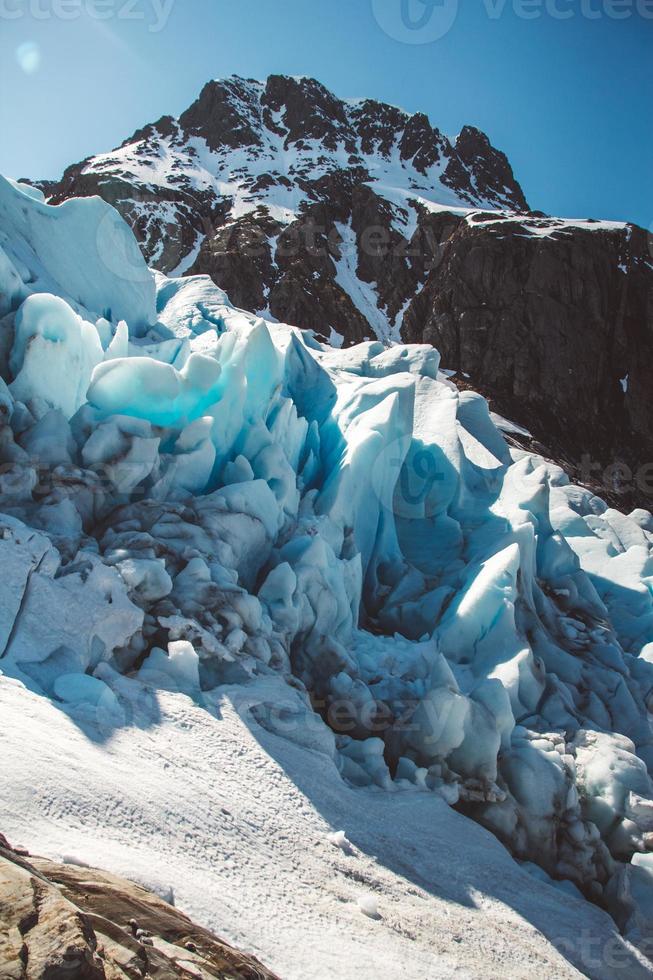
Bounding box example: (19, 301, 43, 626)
(42, 73, 529, 281)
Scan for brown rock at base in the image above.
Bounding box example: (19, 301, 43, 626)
(0, 836, 278, 980)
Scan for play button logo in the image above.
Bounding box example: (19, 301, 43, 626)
(371, 0, 459, 44)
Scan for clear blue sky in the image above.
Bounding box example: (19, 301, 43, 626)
(0, 0, 650, 227)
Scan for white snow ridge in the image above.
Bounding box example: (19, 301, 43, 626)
(1, 174, 653, 979)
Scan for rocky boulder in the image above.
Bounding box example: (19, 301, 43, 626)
(0, 835, 278, 979)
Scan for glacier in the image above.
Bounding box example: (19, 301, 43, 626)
(1, 173, 653, 975)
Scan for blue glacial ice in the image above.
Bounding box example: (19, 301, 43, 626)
(0, 174, 652, 950)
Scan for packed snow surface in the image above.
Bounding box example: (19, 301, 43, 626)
(1, 176, 653, 977)
(5, 677, 650, 980)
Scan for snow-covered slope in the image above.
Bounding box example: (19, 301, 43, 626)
(3, 676, 651, 980)
(1, 177, 653, 976)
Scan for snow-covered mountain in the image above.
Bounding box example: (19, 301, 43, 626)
(1, 175, 653, 977)
(45, 74, 528, 330)
(42, 75, 653, 510)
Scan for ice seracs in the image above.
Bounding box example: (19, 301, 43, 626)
(10, 294, 104, 418)
(1, 175, 653, 968)
(0, 174, 155, 332)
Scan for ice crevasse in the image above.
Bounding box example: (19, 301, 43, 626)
(1, 174, 653, 950)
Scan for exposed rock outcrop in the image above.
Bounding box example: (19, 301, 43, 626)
(0, 835, 277, 979)
(403, 213, 653, 502)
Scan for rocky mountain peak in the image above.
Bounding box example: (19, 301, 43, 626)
(445, 124, 528, 210)
(178, 75, 265, 150)
(43, 73, 530, 282)
(262, 74, 353, 150)
(347, 98, 407, 155)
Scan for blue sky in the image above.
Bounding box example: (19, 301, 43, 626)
(0, 0, 650, 226)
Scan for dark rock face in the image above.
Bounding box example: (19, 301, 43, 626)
(262, 75, 353, 150)
(188, 173, 421, 343)
(179, 77, 265, 151)
(197, 211, 282, 313)
(39, 73, 652, 504)
(0, 835, 278, 979)
(269, 206, 371, 342)
(442, 126, 528, 210)
(404, 215, 653, 499)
